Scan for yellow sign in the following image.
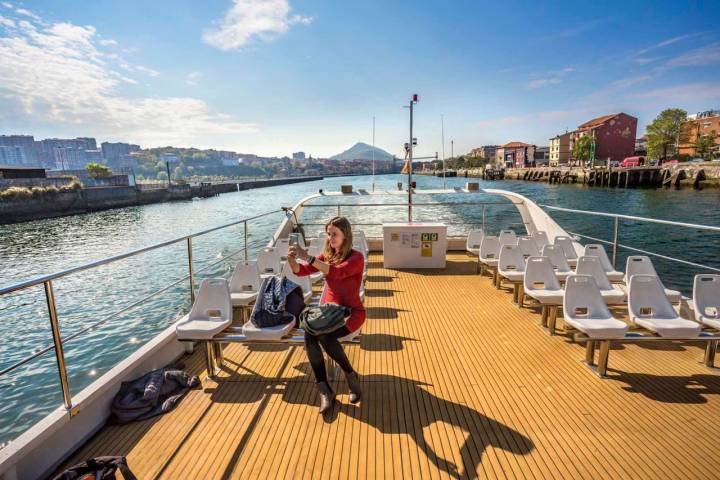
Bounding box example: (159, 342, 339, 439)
(421, 241, 433, 257)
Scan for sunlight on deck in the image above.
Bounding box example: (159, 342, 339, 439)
(63, 253, 720, 479)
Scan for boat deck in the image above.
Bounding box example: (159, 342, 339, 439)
(62, 253, 720, 479)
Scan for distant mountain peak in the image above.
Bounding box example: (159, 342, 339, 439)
(330, 142, 394, 161)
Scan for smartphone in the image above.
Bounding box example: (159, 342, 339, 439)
(288, 233, 300, 247)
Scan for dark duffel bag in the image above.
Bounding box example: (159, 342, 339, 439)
(53, 455, 137, 480)
(300, 303, 350, 335)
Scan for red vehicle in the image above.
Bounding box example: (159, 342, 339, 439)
(620, 156, 645, 167)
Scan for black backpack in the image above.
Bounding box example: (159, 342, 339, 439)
(53, 456, 137, 480)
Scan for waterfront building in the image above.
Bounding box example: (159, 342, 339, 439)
(118, 153, 141, 168)
(0, 135, 40, 165)
(0, 145, 28, 166)
(573, 113, 637, 164)
(549, 132, 573, 166)
(101, 142, 141, 164)
(84, 149, 103, 164)
(534, 146, 550, 166)
(160, 152, 180, 164)
(679, 110, 720, 158)
(635, 135, 648, 155)
(53, 147, 87, 171)
(470, 145, 499, 160)
(496, 141, 536, 168)
(292, 151, 306, 161)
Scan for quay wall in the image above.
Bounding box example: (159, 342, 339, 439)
(0, 176, 323, 224)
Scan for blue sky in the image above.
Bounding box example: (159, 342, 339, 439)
(1, 0, 719, 158)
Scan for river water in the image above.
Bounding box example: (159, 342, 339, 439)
(0, 173, 718, 446)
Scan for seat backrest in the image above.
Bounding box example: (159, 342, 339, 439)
(524, 256, 561, 291)
(229, 260, 260, 294)
(353, 230, 369, 254)
(584, 244, 614, 272)
(275, 239, 290, 262)
(554, 236, 579, 260)
(281, 262, 312, 295)
(541, 245, 572, 273)
(628, 274, 678, 320)
(693, 274, 720, 320)
(518, 237, 540, 258)
(308, 241, 324, 257)
(575, 256, 613, 290)
(624, 255, 658, 285)
(498, 230, 518, 246)
(498, 244, 526, 273)
(479, 235, 500, 260)
(257, 247, 281, 275)
(564, 275, 612, 320)
(466, 229, 485, 250)
(532, 231, 549, 250)
(189, 278, 231, 321)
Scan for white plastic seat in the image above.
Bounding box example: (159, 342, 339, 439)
(241, 319, 296, 341)
(498, 230, 518, 246)
(622, 256, 681, 303)
(523, 257, 564, 306)
(574, 256, 626, 304)
(554, 236, 579, 268)
(176, 278, 232, 340)
(229, 260, 261, 307)
(563, 275, 628, 339)
(541, 245, 573, 281)
(354, 230, 369, 255)
(692, 274, 720, 329)
(258, 247, 281, 278)
(281, 263, 313, 303)
(532, 231, 549, 251)
(479, 235, 500, 268)
(628, 274, 700, 338)
(498, 244, 526, 283)
(518, 237, 540, 258)
(584, 244, 623, 282)
(466, 229, 485, 255)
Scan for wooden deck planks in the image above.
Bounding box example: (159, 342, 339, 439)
(59, 252, 720, 479)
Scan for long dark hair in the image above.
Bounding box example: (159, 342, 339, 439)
(323, 216, 353, 264)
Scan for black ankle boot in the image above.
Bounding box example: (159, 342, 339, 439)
(317, 381, 335, 413)
(345, 371, 362, 403)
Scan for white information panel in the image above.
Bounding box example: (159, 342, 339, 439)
(382, 223, 448, 269)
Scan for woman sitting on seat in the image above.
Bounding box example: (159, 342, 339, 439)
(288, 216, 365, 413)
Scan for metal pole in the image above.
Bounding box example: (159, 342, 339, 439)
(45, 280, 73, 411)
(337, 204, 341, 217)
(441, 114, 446, 189)
(612, 216, 619, 269)
(243, 220, 248, 261)
(482, 205, 486, 231)
(372, 116, 376, 192)
(187, 237, 195, 304)
(408, 99, 414, 223)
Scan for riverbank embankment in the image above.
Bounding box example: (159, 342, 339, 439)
(0, 176, 322, 224)
(419, 163, 720, 189)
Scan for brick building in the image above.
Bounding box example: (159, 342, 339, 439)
(549, 132, 573, 166)
(679, 110, 720, 158)
(496, 142, 536, 168)
(574, 113, 637, 164)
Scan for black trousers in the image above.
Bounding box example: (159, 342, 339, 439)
(304, 326, 354, 384)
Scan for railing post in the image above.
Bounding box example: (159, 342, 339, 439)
(187, 237, 195, 304)
(482, 205, 486, 231)
(44, 280, 73, 411)
(612, 216, 619, 269)
(243, 220, 248, 261)
(337, 205, 341, 217)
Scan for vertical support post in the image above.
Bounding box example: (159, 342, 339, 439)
(597, 340, 611, 377)
(45, 280, 73, 411)
(585, 340, 596, 365)
(612, 216, 619, 269)
(337, 204, 341, 217)
(408, 96, 415, 223)
(704, 340, 717, 367)
(548, 305, 558, 335)
(243, 220, 248, 261)
(187, 237, 195, 304)
(482, 205, 486, 232)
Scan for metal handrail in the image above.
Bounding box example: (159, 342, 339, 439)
(0, 208, 282, 412)
(0, 210, 280, 296)
(302, 201, 512, 207)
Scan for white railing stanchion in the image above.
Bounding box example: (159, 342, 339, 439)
(45, 280, 73, 412)
(187, 237, 195, 304)
(612, 217, 619, 269)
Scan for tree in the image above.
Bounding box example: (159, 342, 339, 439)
(695, 131, 718, 160)
(646, 108, 689, 160)
(572, 136, 595, 165)
(85, 163, 112, 178)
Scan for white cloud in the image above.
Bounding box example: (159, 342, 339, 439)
(526, 67, 575, 90)
(15, 8, 39, 21)
(203, 0, 312, 51)
(0, 8, 258, 146)
(186, 71, 202, 86)
(0, 14, 14, 27)
(1, 2, 12, 9)
(665, 42, 720, 68)
(99, 38, 117, 46)
(634, 82, 720, 102)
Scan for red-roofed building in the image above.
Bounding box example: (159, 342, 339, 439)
(574, 113, 637, 164)
(496, 142, 536, 168)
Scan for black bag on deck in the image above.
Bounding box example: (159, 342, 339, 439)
(251, 276, 305, 328)
(53, 455, 137, 480)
